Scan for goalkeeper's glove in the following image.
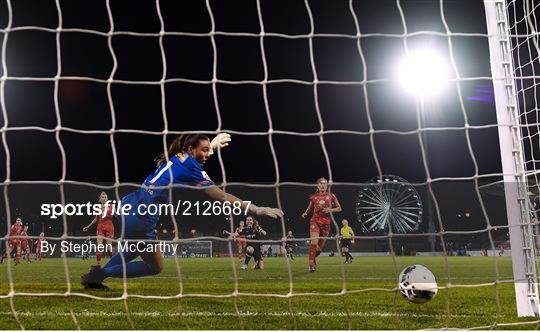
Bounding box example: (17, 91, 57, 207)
(209, 133, 231, 155)
(248, 203, 284, 219)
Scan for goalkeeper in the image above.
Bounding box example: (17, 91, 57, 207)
(82, 133, 283, 289)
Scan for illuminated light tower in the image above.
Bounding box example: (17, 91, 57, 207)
(398, 49, 449, 98)
(398, 48, 449, 252)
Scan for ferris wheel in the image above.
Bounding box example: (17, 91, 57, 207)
(355, 175, 423, 234)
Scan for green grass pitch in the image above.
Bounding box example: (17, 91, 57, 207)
(1, 256, 539, 329)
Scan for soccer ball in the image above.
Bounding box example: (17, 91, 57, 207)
(398, 264, 438, 303)
(245, 246, 254, 255)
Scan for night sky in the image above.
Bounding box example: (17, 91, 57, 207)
(0, 0, 519, 247)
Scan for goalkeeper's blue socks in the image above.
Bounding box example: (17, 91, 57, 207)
(104, 261, 158, 278)
(103, 252, 159, 278)
(103, 250, 137, 269)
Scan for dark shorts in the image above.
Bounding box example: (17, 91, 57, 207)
(341, 238, 352, 248)
(245, 243, 262, 261)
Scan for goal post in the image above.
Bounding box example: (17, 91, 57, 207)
(484, 0, 540, 317)
(175, 240, 213, 258)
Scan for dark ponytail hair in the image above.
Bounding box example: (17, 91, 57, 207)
(155, 134, 210, 166)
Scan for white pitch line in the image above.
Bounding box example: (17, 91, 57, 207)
(17, 275, 512, 281)
(0, 310, 476, 319)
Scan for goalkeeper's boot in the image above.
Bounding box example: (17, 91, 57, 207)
(83, 281, 109, 290)
(81, 265, 108, 289)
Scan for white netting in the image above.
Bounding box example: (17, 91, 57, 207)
(0, 0, 540, 329)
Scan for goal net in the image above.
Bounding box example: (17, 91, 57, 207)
(0, 0, 540, 329)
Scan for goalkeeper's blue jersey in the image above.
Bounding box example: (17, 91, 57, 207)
(142, 152, 214, 200)
(119, 152, 214, 239)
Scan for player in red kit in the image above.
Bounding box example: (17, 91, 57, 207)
(34, 232, 45, 261)
(223, 220, 247, 260)
(1, 217, 23, 265)
(301, 178, 342, 272)
(19, 225, 32, 263)
(235, 220, 247, 260)
(83, 192, 115, 266)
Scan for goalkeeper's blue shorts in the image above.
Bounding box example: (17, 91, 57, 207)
(115, 189, 159, 240)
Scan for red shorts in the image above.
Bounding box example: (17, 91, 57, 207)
(8, 239, 20, 248)
(236, 237, 246, 246)
(21, 240, 29, 251)
(310, 221, 330, 237)
(97, 223, 114, 238)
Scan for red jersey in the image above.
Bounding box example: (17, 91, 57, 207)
(10, 224, 22, 236)
(235, 226, 246, 245)
(309, 191, 337, 225)
(20, 231, 29, 249)
(235, 226, 245, 238)
(97, 204, 114, 226)
(35, 237, 44, 249)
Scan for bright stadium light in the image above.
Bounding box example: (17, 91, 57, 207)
(398, 49, 449, 97)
